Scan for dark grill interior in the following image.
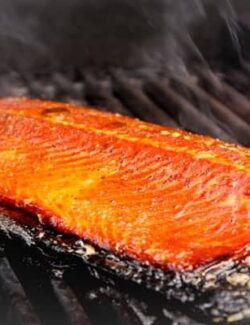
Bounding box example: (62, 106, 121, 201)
(0, 65, 249, 325)
(0, 1, 250, 324)
(0, 67, 250, 144)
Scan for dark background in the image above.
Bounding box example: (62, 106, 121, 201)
(0, 0, 249, 72)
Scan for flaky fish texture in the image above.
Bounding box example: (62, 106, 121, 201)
(0, 98, 249, 272)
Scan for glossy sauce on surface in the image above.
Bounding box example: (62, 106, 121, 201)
(0, 98, 249, 271)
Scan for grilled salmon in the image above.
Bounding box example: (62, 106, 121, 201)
(0, 98, 249, 272)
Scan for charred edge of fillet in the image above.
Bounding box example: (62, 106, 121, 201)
(0, 209, 250, 324)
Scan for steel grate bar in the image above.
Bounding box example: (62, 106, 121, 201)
(112, 71, 179, 128)
(84, 72, 132, 116)
(223, 69, 250, 98)
(22, 75, 58, 101)
(86, 286, 150, 325)
(172, 79, 250, 146)
(52, 278, 90, 325)
(0, 72, 29, 98)
(0, 257, 41, 325)
(51, 72, 87, 106)
(144, 79, 236, 143)
(196, 69, 250, 121)
(3, 237, 83, 325)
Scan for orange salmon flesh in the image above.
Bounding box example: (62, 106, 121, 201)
(0, 98, 249, 272)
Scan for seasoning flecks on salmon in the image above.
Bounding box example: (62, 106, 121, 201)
(0, 98, 249, 272)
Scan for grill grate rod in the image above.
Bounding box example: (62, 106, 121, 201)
(0, 69, 249, 145)
(143, 78, 236, 143)
(170, 79, 250, 146)
(0, 256, 40, 325)
(52, 279, 90, 325)
(112, 71, 178, 127)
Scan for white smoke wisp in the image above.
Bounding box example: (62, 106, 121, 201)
(0, 0, 45, 49)
(137, 0, 240, 75)
(0, 0, 241, 72)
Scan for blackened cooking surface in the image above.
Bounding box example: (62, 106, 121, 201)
(1, 205, 250, 325)
(0, 68, 250, 325)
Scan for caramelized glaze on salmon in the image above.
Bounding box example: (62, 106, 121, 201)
(0, 98, 249, 272)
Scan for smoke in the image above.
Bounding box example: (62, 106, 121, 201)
(0, 1, 37, 46)
(0, 0, 241, 73)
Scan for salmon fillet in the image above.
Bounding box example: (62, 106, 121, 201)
(0, 98, 249, 272)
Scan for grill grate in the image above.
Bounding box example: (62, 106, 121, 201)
(0, 67, 250, 325)
(1, 68, 249, 144)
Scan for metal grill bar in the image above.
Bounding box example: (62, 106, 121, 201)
(171, 79, 250, 146)
(52, 279, 90, 325)
(84, 72, 131, 116)
(0, 70, 249, 146)
(0, 257, 40, 325)
(144, 78, 236, 142)
(197, 69, 250, 121)
(112, 71, 178, 127)
(223, 68, 250, 98)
